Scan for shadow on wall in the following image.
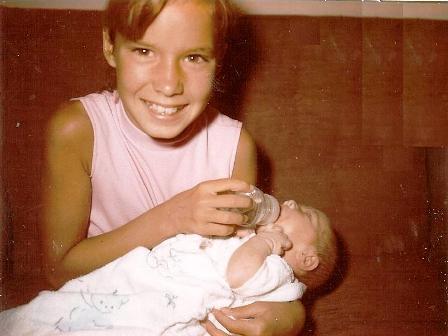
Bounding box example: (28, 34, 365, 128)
(211, 13, 259, 122)
(209, 13, 274, 192)
(301, 232, 349, 335)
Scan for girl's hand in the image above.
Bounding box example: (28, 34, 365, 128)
(204, 301, 305, 336)
(161, 178, 252, 237)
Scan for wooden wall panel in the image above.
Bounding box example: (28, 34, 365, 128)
(1, 8, 114, 307)
(362, 19, 403, 145)
(403, 20, 448, 147)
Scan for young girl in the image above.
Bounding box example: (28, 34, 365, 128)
(41, 0, 305, 334)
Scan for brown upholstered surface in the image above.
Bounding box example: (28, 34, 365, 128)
(1, 7, 447, 335)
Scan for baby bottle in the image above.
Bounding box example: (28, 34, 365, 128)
(235, 186, 280, 228)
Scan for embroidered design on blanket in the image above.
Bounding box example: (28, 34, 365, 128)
(54, 289, 130, 332)
(146, 237, 192, 278)
(165, 293, 178, 310)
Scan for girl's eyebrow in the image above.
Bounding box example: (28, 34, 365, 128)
(128, 39, 154, 48)
(185, 47, 215, 55)
(129, 39, 214, 55)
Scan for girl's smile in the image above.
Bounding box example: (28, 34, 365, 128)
(143, 100, 186, 117)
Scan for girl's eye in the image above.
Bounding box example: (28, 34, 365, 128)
(133, 48, 153, 57)
(185, 54, 208, 64)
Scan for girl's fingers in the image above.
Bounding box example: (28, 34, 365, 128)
(234, 228, 254, 238)
(200, 178, 251, 194)
(202, 319, 231, 336)
(203, 223, 236, 237)
(209, 193, 253, 210)
(212, 309, 252, 335)
(219, 304, 257, 320)
(209, 208, 248, 226)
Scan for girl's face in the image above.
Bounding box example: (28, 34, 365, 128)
(104, 0, 217, 140)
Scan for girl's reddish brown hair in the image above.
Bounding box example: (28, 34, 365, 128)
(103, 0, 236, 62)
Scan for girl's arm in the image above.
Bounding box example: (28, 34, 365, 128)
(41, 102, 252, 288)
(41, 101, 177, 287)
(231, 127, 257, 185)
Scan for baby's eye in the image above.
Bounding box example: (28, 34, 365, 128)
(301, 210, 312, 221)
(185, 54, 208, 64)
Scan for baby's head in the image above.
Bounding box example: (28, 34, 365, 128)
(275, 200, 337, 290)
(103, 0, 235, 62)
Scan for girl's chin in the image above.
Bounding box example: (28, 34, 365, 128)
(143, 125, 189, 142)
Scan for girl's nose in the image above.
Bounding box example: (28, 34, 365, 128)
(152, 59, 183, 97)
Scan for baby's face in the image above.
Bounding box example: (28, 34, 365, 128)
(275, 203, 324, 252)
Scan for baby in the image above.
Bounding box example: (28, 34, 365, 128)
(226, 199, 337, 292)
(0, 201, 337, 335)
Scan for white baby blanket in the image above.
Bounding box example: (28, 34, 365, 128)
(0, 234, 304, 335)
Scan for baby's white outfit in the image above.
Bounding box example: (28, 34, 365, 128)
(0, 234, 305, 336)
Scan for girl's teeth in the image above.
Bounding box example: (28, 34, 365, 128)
(149, 103, 178, 116)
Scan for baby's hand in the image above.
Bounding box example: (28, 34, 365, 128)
(257, 224, 282, 234)
(256, 225, 292, 255)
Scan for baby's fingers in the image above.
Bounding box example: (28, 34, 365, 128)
(273, 234, 292, 255)
(281, 237, 293, 250)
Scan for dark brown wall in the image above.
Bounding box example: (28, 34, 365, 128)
(1, 7, 447, 335)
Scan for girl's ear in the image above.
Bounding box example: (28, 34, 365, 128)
(296, 248, 319, 272)
(103, 29, 117, 68)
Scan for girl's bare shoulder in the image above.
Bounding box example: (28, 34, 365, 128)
(45, 100, 93, 170)
(46, 100, 92, 143)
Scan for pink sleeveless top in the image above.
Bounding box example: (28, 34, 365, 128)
(77, 91, 242, 237)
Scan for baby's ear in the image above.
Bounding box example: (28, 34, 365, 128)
(296, 247, 319, 272)
(283, 200, 299, 209)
